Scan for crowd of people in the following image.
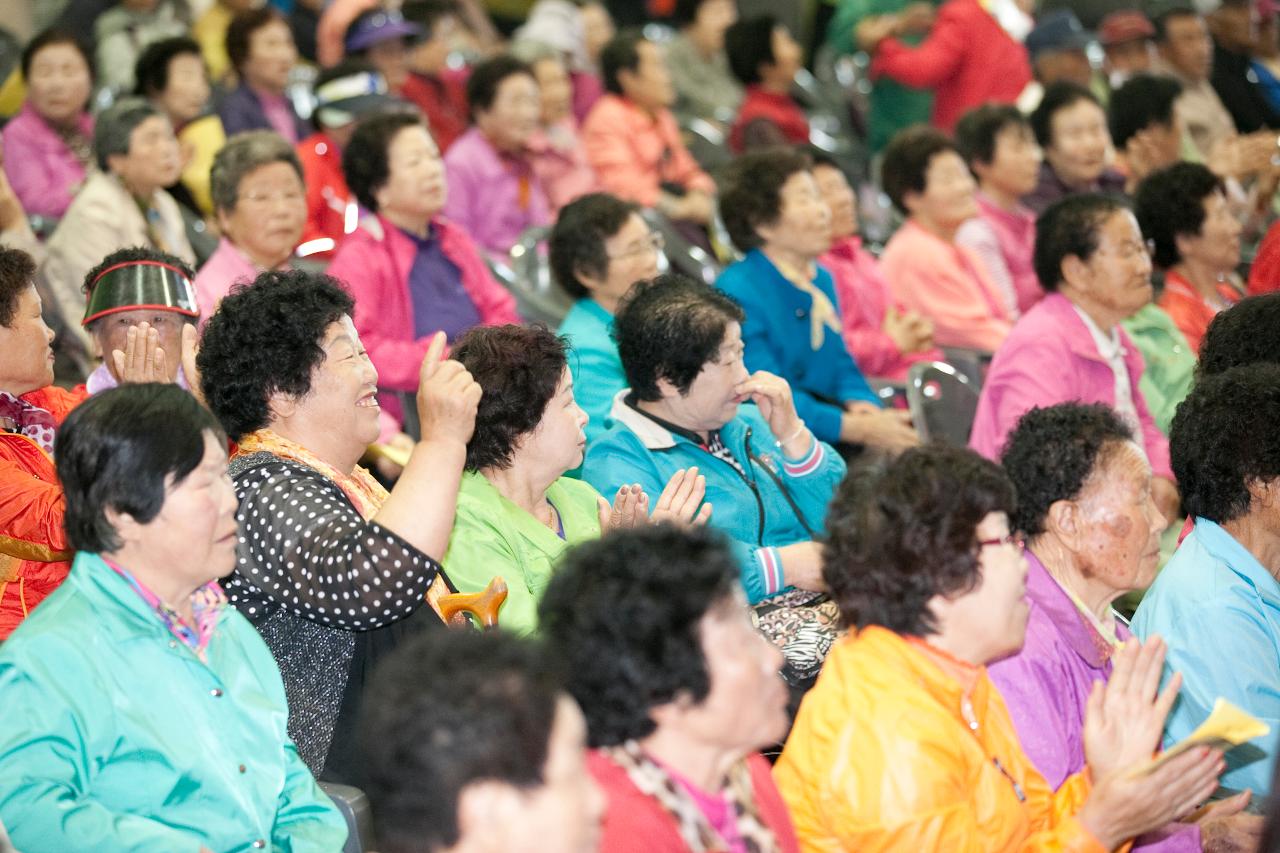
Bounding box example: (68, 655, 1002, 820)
(0, 0, 1279, 851)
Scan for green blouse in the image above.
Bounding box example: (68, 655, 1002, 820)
(442, 470, 604, 635)
(1121, 302, 1197, 437)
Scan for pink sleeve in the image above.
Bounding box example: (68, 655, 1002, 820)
(884, 246, 1011, 352)
(582, 109, 662, 207)
(956, 218, 1016, 316)
(869, 8, 966, 87)
(970, 346, 1067, 460)
(3, 123, 73, 220)
(832, 268, 902, 378)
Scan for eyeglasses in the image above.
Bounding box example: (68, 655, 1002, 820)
(1096, 239, 1155, 262)
(608, 231, 664, 261)
(977, 534, 1025, 554)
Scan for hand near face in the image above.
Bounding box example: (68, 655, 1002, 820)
(113, 322, 169, 385)
(417, 331, 483, 446)
(735, 371, 803, 446)
(180, 323, 204, 406)
(650, 467, 712, 527)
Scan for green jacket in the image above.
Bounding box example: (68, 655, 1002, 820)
(0, 553, 347, 852)
(443, 471, 603, 635)
(1121, 302, 1197, 436)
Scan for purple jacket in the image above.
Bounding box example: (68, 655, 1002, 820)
(969, 292, 1172, 479)
(442, 127, 551, 257)
(988, 553, 1200, 851)
(1, 103, 93, 219)
(216, 83, 309, 141)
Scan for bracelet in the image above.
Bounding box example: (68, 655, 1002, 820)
(776, 423, 808, 448)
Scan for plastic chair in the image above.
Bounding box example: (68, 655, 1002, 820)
(938, 346, 993, 391)
(640, 208, 722, 285)
(906, 361, 980, 446)
(506, 225, 576, 327)
(319, 782, 375, 853)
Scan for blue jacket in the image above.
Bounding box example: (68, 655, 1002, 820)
(560, 297, 626, 447)
(717, 249, 879, 444)
(0, 553, 347, 852)
(583, 395, 846, 604)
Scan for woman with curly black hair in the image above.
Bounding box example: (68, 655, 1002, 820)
(197, 268, 482, 781)
(443, 323, 706, 635)
(539, 524, 798, 851)
(1133, 362, 1280, 798)
(1134, 161, 1243, 354)
(775, 443, 1228, 851)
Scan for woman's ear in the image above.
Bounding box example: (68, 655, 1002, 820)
(104, 506, 144, 547)
(1044, 498, 1081, 550)
(266, 390, 299, 424)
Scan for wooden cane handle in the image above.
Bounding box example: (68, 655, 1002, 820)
(437, 576, 508, 628)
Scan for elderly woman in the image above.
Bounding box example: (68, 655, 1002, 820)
(666, 0, 742, 125)
(328, 111, 520, 428)
(444, 324, 703, 635)
(989, 403, 1261, 851)
(0, 383, 347, 850)
(540, 524, 800, 851)
(725, 15, 808, 153)
(551, 192, 661, 445)
(1, 29, 94, 220)
(0, 248, 87, 639)
(218, 8, 308, 142)
(878, 125, 1014, 353)
(193, 131, 307, 317)
(43, 97, 195, 357)
(812, 150, 941, 381)
(970, 193, 1180, 521)
(197, 269, 481, 781)
(1135, 162, 1244, 354)
(775, 444, 1227, 850)
(1025, 82, 1126, 214)
(717, 148, 918, 452)
(135, 36, 226, 218)
(584, 274, 846, 685)
(1133, 363, 1280, 797)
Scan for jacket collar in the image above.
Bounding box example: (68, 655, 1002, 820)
(855, 625, 988, 710)
(1193, 517, 1280, 607)
(1038, 293, 1128, 366)
(608, 390, 681, 450)
(69, 552, 224, 646)
(1023, 550, 1119, 670)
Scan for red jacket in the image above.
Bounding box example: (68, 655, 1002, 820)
(870, 0, 1032, 132)
(587, 750, 799, 852)
(0, 385, 87, 639)
(1157, 270, 1241, 355)
(296, 131, 352, 261)
(729, 86, 811, 153)
(326, 214, 520, 424)
(1247, 219, 1280, 296)
(400, 71, 470, 153)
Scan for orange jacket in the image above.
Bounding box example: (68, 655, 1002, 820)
(1156, 270, 1242, 355)
(0, 385, 85, 639)
(774, 626, 1108, 853)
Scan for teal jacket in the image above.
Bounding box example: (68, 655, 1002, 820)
(717, 250, 880, 445)
(559, 297, 626, 448)
(583, 396, 846, 604)
(0, 553, 347, 852)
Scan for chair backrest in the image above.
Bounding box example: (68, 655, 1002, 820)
(906, 361, 980, 446)
(486, 227, 576, 327)
(640, 208, 722, 285)
(319, 781, 375, 853)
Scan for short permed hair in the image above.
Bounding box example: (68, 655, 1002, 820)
(210, 130, 304, 214)
(134, 36, 203, 98)
(613, 273, 745, 402)
(1029, 80, 1101, 149)
(600, 30, 647, 95)
(539, 524, 739, 747)
(879, 125, 958, 215)
(57, 383, 225, 553)
(342, 111, 427, 213)
(1198, 294, 1280, 378)
(464, 54, 535, 117)
(549, 192, 641, 299)
(724, 15, 777, 87)
(21, 28, 94, 84)
(954, 103, 1029, 169)
(1033, 193, 1129, 291)
(0, 248, 38, 327)
(1000, 403, 1135, 537)
(359, 629, 563, 853)
(1108, 74, 1182, 149)
(1171, 363, 1280, 524)
(226, 7, 288, 77)
(452, 324, 569, 471)
(94, 97, 163, 171)
(719, 146, 812, 252)
(197, 269, 355, 440)
(824, 444, 1016, 636)
(1134, 161, 1223, 269)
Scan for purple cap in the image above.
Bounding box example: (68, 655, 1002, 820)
(344, 10, 423, 53)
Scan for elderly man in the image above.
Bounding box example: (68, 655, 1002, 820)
(969, 193, 1180, 521)
(1152, 5, 1239, 160)
(42, 98, 195, 358)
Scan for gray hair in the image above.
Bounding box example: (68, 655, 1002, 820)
(509, 38, 564, 67)
(93, 97, 162, 172)
(209, 130, 304, 213)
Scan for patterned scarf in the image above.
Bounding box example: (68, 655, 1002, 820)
(0, 391, 57, 454)
(105, 557, 228, 663)
(601, 741, 780, 853)
(771, 258, 841, 351)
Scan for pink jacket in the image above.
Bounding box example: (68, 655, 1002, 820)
(969, 293, 1172, 479)
(2, 103, 93, 220)
(326, 214, 520, 421)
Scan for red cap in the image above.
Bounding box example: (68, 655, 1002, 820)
(1098, 9, 1156, 46)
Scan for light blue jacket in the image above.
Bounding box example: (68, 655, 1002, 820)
(1131, 519, 1280, 795)
(0, 553, 347, 852)
(559, 297, 626, 447)
(583, 395, 846, 604)
(717, 249, 880, 444)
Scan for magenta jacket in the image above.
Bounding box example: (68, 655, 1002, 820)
(2, 103, 93, 219)
(969, 292, 1172, 479)
(326, 214, 520, 423)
